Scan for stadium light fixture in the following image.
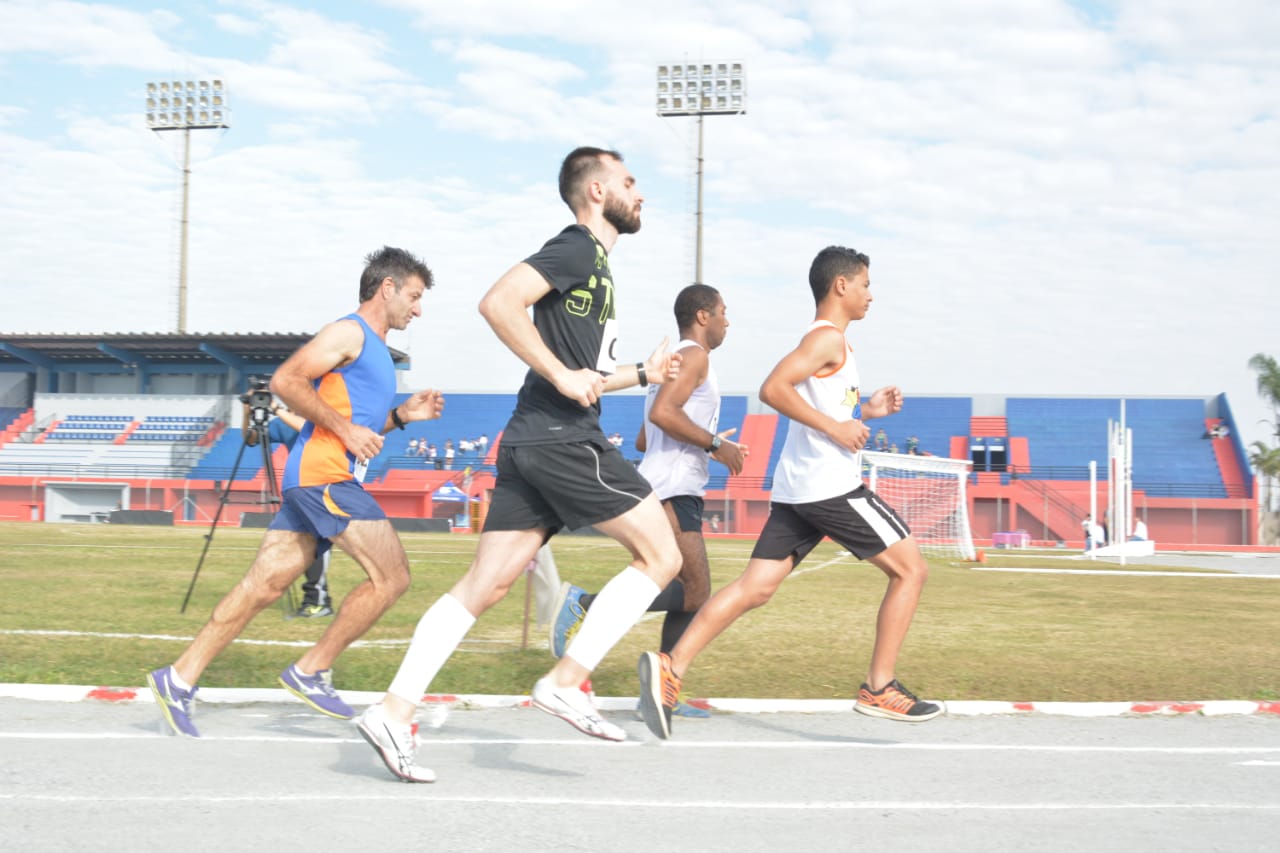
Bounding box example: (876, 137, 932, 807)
(656, 62, 746, 285)
(145, 79, 231, 333)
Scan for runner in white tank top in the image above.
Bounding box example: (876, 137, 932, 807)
(770, 319, 863, 504)
(552, 285, 746, 722)
(637, 247, 942, 742)
(638, 339, 721, 499)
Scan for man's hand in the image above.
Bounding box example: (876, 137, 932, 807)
(554, 367, 607, 407)
(863, 386, 904, 419)
(402, 389, 446, 422)
(644, 337, 682, 385)
(710, 427, 748, 475)
(828, 418, 871, 452)
(338, 423, 385, 466)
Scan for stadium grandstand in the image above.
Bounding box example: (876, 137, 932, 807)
(0, 333, 1259, 548)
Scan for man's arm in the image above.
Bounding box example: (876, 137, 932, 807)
(600, 337, 681, 394)
(478, 262, 607, 408)
(647, 345, 746, 475)
(759, 326, 870, 453)
(385, 389, 446, 433)
(269, 318, 385, 464)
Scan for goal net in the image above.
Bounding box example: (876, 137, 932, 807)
(863, 450, 975, 560)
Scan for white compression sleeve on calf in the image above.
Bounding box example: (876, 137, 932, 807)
(564, 565, 661, 671)
(386, 594, 476, 704)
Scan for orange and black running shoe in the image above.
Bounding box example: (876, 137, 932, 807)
(637, 651, 681, 739)
(855, 679, 943, 722)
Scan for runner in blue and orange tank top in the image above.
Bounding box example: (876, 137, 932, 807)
(145, 246, 446, 739)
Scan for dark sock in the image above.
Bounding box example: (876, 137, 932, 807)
(648, 579, 685, 613)
(660, 607, 696, 655)
(579, 592, 596, 610)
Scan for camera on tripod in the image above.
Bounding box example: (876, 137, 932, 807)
(239, 377, 274, 424)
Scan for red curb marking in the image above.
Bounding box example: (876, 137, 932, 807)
(1129, 702, 1204, 714)
(421, 694, 459, 704)
(1012, 702, 1035, 711)
(86, 687, 138, 702)
(1258, 702, 1280, 715)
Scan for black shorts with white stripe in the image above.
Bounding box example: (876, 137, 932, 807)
(483, 438, 652, 535)
(750, 485, 911, 565)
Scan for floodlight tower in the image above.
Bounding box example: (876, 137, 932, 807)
(656, 62, 746, 284)
(145, 79, 230, 333)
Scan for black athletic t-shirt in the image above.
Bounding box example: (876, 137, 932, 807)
(500, 224, 619, 446)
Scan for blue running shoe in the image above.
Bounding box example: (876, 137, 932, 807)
(147, 666, 200, 737)
(672, 698, 712, 718)
(278, 664, 355, 719)
(548, 582, 587, 659)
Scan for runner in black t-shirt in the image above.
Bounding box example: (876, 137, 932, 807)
(357, 147, 684, 782)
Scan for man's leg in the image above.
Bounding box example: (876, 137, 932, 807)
(172, 529, 316, 684)
(380, 528, 545, 724)
(292, 519, 410, 675)
(297, 550, 331, 615)
(853, 535, 940, 722)
(863, 536, 929, 690)
(149, 529, 315, 737)
(358, 528, 542, 782)
(668, 555, 792, 678)
(545, 494, 680, 689)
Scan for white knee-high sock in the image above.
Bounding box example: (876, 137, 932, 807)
(386, 594, 476, 704)
(564, 566, 661, 671)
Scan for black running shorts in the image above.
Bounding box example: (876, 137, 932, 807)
(484, 438, 652, 534)
(665, 494, 705, 533)
(750, 484, 911, 566)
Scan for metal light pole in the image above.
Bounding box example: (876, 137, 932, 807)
(656, 62, 746, 284)
(145, 79, 230, 333)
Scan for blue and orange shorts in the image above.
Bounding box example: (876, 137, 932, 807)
(268, 480, 387, 548)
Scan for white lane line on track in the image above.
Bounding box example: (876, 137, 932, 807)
(970, 567, 1280, 578)
(0, 629, 508, 649)
(3, 732, 1278, 754)
(0, 792, 1275, 810)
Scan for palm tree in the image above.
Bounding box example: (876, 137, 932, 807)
(1248, 353, 1280, 443)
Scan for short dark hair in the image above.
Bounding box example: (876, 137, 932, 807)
(673, 283, 721, 333)
(808, 245, 870, 304)
(559, 146, 623, 211)
(359, 246, 434, 302)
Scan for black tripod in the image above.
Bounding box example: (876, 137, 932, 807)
(180, 407, 295, 614)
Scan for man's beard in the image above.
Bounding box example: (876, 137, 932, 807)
(603, 194, 641, 234)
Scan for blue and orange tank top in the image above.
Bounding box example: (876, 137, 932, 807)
(282, 313, 395, 489)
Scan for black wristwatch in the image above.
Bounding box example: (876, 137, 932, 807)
(706, 435, 722, 454)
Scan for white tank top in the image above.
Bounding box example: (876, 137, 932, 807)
(770, 320, 864, 504)
(637, 339, 720, 500)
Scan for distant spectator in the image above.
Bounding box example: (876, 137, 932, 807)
(1208, 421, 1229, 439)
(873, 427, 889, 451)
(1082, 514, 1105, 551)
(427, 442, 440, 468)
(608, 431, 624, 448)
(407, 438, 419, 457)
(889, 443, 898, 454)
(476, 433, 489, 455)
(414, 440, 428, 458)
(709, 513, 721, 533)
(459, 437, 474, 456)
(906, 435, 919, 455)
(444, 439, 455, 470)
(1130, 517, 1148, 541)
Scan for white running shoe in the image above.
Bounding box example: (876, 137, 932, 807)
(530, 676, 626, 742)
(356, 704, 436, 783)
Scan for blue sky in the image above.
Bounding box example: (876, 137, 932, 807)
(1, 0, 1278, 453)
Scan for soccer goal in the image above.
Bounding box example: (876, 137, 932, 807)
(863, 450, 976, 560)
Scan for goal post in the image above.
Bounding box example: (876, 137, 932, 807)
(863, 450, 976, 560)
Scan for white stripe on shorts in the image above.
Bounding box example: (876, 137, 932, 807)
(847, 494, 906, 549)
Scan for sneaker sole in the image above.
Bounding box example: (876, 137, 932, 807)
(277, 677, 356, 720)
(146, 672, 198, 738)
(854, 701, 944, 722)
(636, 653, 672, 740)
(530, 695, 625, 742)
(356, 719, 435, 783)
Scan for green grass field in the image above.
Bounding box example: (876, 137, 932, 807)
(1, 522, 1276, 702)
